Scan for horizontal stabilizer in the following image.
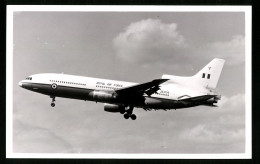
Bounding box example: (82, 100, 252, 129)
(202, 104, 218, 107)
(179, 95, 217, 102)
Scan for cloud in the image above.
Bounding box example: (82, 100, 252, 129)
(113, 19, 245, 67)
(12, 93, 246, 154)
(13, 120, 74, 153)
(200, 35, 245, 65)
(218, 93, 245, 112)
(180, 124, 244, 144)
(178, 94, 245, 153)
(113, 19, 186, 63)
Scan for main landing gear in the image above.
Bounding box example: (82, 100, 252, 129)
(122, 106, 137, 120)
(50, 96, 56, 107)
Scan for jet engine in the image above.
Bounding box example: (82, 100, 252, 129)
(91, 91, 118, 103)
(104, 103, 125, 113)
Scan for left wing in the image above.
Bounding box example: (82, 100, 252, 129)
(115, 79, 169, 96)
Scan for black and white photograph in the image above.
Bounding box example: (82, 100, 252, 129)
(6, 6, 252, 159)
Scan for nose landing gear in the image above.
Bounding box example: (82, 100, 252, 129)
(50, 96, 56, 107)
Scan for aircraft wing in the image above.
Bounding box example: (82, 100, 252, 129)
(115, 79, 169, 96)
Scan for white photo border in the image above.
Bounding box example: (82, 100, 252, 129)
(6, 5, 252, 159)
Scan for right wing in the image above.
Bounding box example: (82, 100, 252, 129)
(115, 79, 169, 96)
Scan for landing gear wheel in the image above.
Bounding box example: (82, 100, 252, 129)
(124, 113, 130, 119)
(130, 114, 137, 120)
(51, 102, 55, 107)
(50, 96, 56, 107)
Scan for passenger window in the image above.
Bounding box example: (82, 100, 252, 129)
(202, 73, 205, 78)
(207, 74, 211, 79)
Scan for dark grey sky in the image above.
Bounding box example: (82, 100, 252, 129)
(12, 10, 247, 155)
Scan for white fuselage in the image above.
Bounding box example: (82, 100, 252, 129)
(18, 58, 224, 120)
(19, 73, 209, 110)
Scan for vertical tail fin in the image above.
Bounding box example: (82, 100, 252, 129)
(193, 58, 225, 89)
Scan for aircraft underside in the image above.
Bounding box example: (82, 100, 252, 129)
(21, 82, 199, 120)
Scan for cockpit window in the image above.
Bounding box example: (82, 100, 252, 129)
(26, 77, 32, 80)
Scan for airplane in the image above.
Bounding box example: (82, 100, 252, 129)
(19, 58, 225, 120)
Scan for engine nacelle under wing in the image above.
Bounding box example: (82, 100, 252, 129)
(104, 103, 125, 113)
(91, 90, 117, 103)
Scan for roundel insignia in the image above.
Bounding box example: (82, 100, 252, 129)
(51, 83, 57, 89)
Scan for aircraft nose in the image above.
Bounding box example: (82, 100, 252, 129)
(19, 81, 23, 87)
